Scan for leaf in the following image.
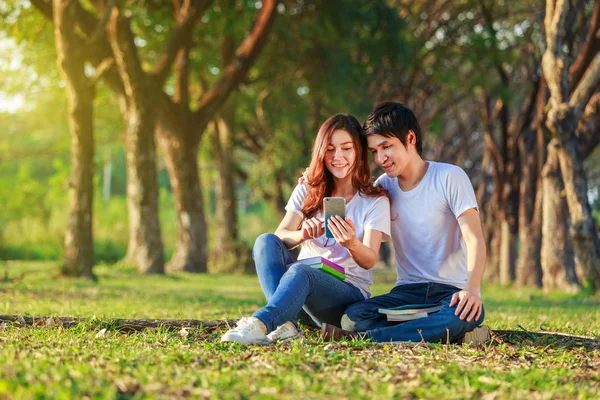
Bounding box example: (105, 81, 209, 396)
(178, 327, 190, 339)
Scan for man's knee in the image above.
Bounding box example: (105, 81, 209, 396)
(464, 306, 485, 331)
(447, 305, 485, 338)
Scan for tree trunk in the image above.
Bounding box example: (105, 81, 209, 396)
(211, 117, 253, 273)
(483, 201, 501, 282)
(102, 156, 112, 203)
(541, 139, 580, 292)
(499, 219, 516, 284)
(62, 89, 95, 280)
(122, 106, 165, 274)
(516, 182, 543, 287)
(156, 123, 208, 273)
(515, 129, 542, 286)
(551, 107, 600, 289)
(541, 0, 600, 291)
(516, 79, 547, 287)
(53, 0, 95, 280)
(108, 8, 165, 274)
(214, 117, 239, 246)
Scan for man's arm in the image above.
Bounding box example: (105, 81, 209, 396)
(450, 207, 486, 322)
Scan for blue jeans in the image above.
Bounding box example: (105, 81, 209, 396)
(252, 233, 365, 332)
(341, 282, 485, 343)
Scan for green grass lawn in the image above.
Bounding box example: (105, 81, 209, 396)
(1, 261, 599, 399)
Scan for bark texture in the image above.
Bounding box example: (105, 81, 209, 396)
(107, 7, 165, 274)
(541, 140, 580, 291)
(53, 0, 95, 280)
(156, 0, 279, 272)
(214, 117, 239, 247)
(157, 122, 208, 273)
(542, 0, 600, 290)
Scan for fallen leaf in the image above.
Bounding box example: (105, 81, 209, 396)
(478, 376, 502, 386)
(178, 327, 189, 339)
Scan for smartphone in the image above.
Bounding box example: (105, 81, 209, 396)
(323, 197, 346, 239)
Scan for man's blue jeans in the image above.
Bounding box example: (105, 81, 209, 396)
(341, 282, 485, 343)
(252, 233, 365, 332)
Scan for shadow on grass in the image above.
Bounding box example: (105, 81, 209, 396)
(493, 329, 600, 351)
(2, 313, 599, 351)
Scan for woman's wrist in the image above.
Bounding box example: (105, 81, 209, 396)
(344, 237, 362, 251)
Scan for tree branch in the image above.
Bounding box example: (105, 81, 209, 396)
(542, 0, 570, 105)
(173, 39, 192, 110)
(193, 0, 279, 130)
(73, 0, 125, 95)
(569, 53, 600, 114)
(106, 6, 147, 102)
(480, 93, 504, 175)
(32, 0, 124, 95)
(238, 124, 264, 154)
(150, 0, 212, 88)
(87, 0, 116, 46)
(577, 93, 600, 159)
(30, 0, 53, 19)
(88, 57, 115, 87)
(569, 0, 600, 89)
(509, 73, 541, 142)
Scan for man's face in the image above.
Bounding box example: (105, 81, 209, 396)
(367, 133, 413, 178)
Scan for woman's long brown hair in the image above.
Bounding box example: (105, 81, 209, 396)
(301, 114, 386, 219)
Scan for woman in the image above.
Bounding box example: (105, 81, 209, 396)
(221, 114, 390, 344)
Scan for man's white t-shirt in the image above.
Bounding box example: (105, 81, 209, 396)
(375, 161, 478, 289)
(285, 184, 391, 298)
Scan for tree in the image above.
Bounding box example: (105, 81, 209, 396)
(542, 0, 600, 290)
(52, 0, 96, 280)
(156, 0, 278, 272)
(31, 0, 279, 273)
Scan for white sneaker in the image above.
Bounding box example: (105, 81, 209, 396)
(220, 317, 269, 345)
(266, 321, 303, 343)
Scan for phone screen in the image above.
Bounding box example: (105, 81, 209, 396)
(323, 197, 346, 239)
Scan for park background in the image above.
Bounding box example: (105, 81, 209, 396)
(1, 0, 599, 398)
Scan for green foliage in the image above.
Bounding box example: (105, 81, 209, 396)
(229, 0, 412, 204)
(0, 262, 599, 398)
(1, 0, 599, 283)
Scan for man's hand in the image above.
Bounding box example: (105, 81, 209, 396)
(301, 217, 325, 240)
(449, 289, 482, 322)
(297, 168, 308, 185)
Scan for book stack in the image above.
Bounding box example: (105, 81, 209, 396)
(295, 256, 346, 280)
(378, 303, 443, 322)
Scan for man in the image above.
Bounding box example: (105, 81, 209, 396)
(322, 102, 489, 344)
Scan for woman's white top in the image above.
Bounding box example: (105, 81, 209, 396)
(285, 184, 391, 298)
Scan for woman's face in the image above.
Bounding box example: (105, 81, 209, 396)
(324, 129, 356, 180)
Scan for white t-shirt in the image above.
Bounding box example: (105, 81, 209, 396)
(285, 184, 391, 298)
(375, 161, 478, 289)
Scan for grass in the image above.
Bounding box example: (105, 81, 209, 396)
(1, 261, 599, 399)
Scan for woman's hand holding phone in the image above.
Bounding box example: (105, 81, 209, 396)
(328, 216, 359, 249)
(301, 217, 325, 240)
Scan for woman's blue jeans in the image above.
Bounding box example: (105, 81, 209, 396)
(341, 282, 485, 343)
(252, 233, 365, 333)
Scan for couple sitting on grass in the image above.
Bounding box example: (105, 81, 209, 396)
(221, 102, 489, 345)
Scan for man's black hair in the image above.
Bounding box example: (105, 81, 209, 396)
(362, 102, 423, 156)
